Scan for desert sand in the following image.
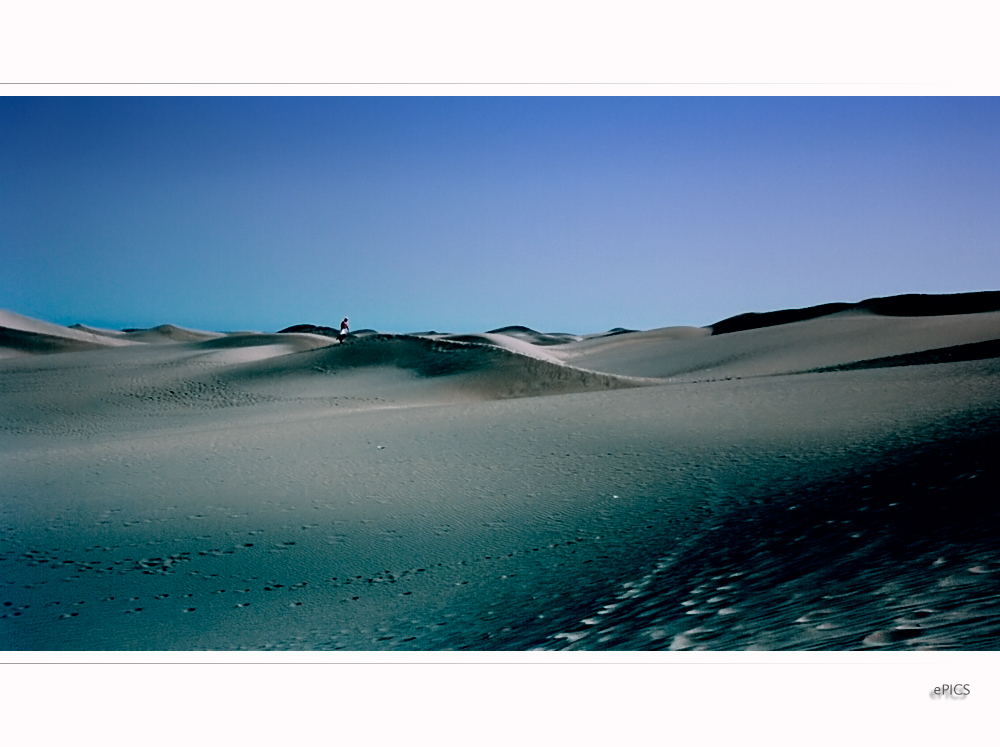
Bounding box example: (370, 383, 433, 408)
(2, 293, 999, 650)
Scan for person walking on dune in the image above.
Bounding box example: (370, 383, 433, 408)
(338, 317, 350, 342)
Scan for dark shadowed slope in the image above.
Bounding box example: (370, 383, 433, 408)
(809, 337, 1000, 373)
(0, 327, 108, 355)
(710, 291, 1000, 335)
(1, 310, 133, 356)
(278, 324, 339, 337)
(539, 414, 1000, 651)
(859, 291, 1000, 317)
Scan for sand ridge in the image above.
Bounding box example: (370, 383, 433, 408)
(118, 325, 225, 343)
(708, 290, 1000, 335)
(210, 333, 653, 406)
(1, 310, 137, 356)
(547, 310, 1000, 380)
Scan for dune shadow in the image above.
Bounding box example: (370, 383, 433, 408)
(809, 338, 1000, 373)
(710, 291, 1000, 336)
(542, 415, 1000, 650)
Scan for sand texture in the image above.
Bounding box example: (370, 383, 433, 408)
(2, 297, 1000, 650)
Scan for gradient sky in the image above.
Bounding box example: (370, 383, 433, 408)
(3, 96, 999, 334)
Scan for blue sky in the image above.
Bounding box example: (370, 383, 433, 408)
(2, 97, 998, 333)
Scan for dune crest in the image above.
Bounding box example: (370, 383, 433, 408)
(120, 324, 224, 342)
(9, 295, 1000, 383)
(487, 326, 582, 346)
(192, 332, 336, 363)
(709, 290, 1000, 335)
(226, 333, 650, 403)
(68, 323, 129, 338)
(550, 311, 1000, 379)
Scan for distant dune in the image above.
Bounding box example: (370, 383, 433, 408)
(119, 324, 224, 343)
(0, 309, 135, 356)
(809, 337, 1000, 373)
(6, 292, 1000, 381)
(279, 324, 380, 338)
(68, 323, 130, 338)
(0, 326, 109, 356)
(710, 290, 1000, 335)
(487, 326, 582, 346)
(278, 323, 339, 337)
(552, 310, 1000, 380)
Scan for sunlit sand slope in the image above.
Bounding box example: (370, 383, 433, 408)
(544, 311, 1000, 379)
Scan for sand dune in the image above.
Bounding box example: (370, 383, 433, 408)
(432, 333, 569, 365)
(709, 290, 1000, 335)
(2, 294, 999, 651)
(0, 311, 228, 356)
(550, 310, 1000, 379)
(486, 326, 582, 346)
(0, 327, 110, 357)
(1, 309, 135, 357)
(68, 323, 131, 339)
(191, 332, 337, 363)
(278, 324, 339, 337)
(119, 324, 224, 343)
(215, 333, 647, 406)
